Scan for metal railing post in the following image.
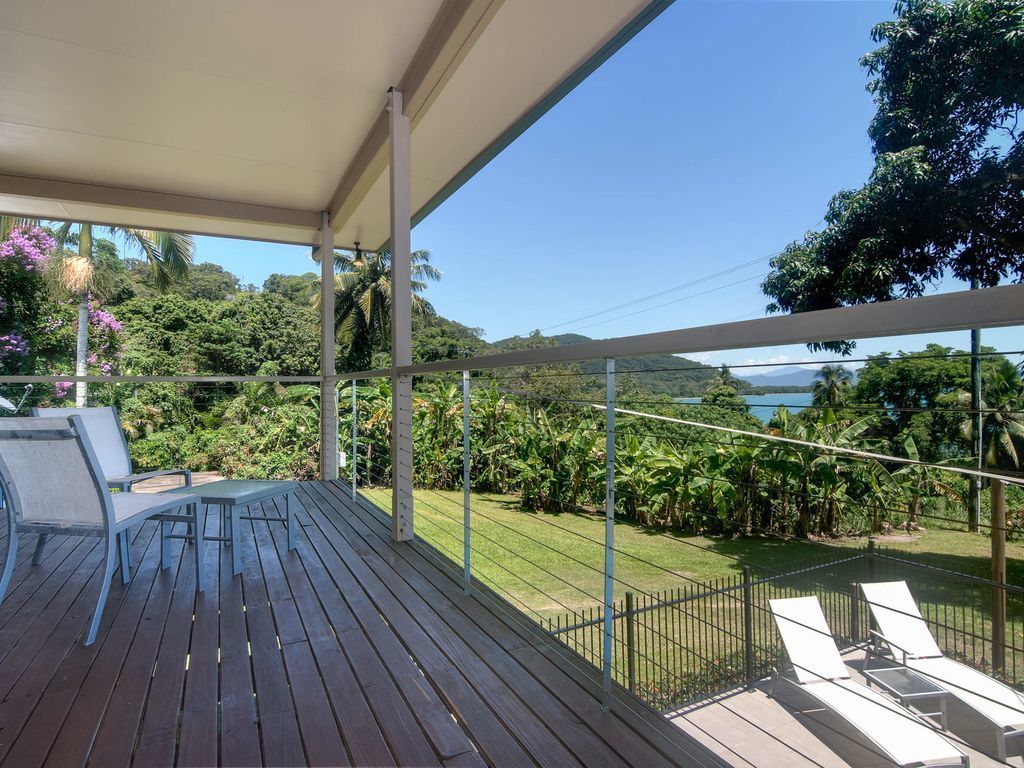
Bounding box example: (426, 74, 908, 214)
(463, 370, 471, 596)
(743, 566, 754, 688)
(351, 379, 358, 501)
(603, 358, 615, 708)
(850, 582, 860, 644)
(625, 591, 636, 694)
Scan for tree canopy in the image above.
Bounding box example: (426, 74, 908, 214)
(762, 0, 1024, 321)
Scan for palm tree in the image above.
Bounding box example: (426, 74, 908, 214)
(52, 223, 194, 405)
(812, 364, 853, 408)
(315, 247, 441, 371)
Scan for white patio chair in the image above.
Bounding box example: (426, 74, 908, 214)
(861, 580, 1024, 761)
(32, 405, 192, 578)
(0, 416, 204, 645)
(769, 596, 968, 767)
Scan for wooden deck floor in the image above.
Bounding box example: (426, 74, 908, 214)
(0, 480, 718, 767)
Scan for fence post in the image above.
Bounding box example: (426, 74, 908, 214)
(743, 566, 754, 688)
(351, 379, 358, 501)
(602, 358, 616, 708)
(850, 582, 860, 645)
(866, 537, 876, 580)
(992, 478, 1007, 672)
(462, 370, 471, 596)
(625, 591, 636, 694)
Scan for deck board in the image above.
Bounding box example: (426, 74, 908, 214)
(0, 481, 715, 767)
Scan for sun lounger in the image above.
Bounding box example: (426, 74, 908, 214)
(769, 596, 968, 767)
(862, 580, 1024, 761)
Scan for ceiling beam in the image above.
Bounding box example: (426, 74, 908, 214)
(0, 173, 322, 233)
(327, 0, 503, 232)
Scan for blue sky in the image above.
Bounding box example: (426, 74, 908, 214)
(193, 0, 1022, 373)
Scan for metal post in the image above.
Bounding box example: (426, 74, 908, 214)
(463, 370, 471, 595)
(351, 379, 358, 501)
(969, 286, 982, 533)
(602, 358, 616, 708)
(625, 591, 636, 693)
(850, 582, 860, 644)
(318, 211, 338, 480)
(992, 478, 1007, 672)
(743, 565, 754, 688)
(388, 86, 414, 541)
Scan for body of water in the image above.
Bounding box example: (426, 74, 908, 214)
(676, 392, 813, 423)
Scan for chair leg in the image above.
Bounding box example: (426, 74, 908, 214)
(31, 533, 48, 565)
(118, 530, 130, 585)
(160, 520, 170, 569)
(85, 537, 117, 646)
(0, 527, 19, 606)
(119, 529, 131, 571)
(192, 503, 205, 593)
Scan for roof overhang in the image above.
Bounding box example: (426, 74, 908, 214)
(0, 0, 671, 248)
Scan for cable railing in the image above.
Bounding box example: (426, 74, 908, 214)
(333, 327, 1024, 717)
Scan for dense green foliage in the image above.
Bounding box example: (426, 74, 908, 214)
(763, 0, 1024, 341)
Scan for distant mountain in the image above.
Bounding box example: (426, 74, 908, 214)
(742, 366, 821, 388)
(492, 332, 745, 397)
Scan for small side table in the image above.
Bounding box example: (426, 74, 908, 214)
(191, 480, 299, 575)
(863, 663, 950, 730)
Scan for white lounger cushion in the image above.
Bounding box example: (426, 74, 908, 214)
(860, 581, 942, 658)
(770, 596, 965, 766)
(811, 678, 966, 765)
(862, 580, 1024, 729)
(770, 596, 850, 683)
(909, 656, 1024, 729)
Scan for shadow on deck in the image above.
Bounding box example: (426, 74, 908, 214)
(0, 480, 718, 767)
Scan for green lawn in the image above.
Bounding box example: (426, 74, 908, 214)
(361, 487, 1023, 618)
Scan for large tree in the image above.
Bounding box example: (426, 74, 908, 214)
(762, 0, 1024, 319)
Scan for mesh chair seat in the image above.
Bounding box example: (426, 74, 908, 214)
(112, 491, 201, 528)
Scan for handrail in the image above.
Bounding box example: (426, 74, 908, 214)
(382, 284, 1024, 376)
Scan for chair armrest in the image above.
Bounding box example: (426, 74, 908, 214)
(869, 629, 910, 664)
(109, 469, 192, 492)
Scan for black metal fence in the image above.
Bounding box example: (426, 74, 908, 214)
(542, 543, 1024, 712)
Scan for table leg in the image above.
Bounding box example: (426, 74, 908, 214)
(193, 503, 206, 593)
(161, 520, 170, 569)
(287, 492, 296, 550)
(231, 505, 241, 575)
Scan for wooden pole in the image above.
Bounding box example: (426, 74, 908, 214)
(992, 477, 1007, 672)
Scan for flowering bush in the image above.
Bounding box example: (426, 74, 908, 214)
(0, 225, 55, 370)
(0, 226, 54, 272)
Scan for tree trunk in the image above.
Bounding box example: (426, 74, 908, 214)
(73, 224, 93, 408)
(991, 477, 1007, 673)
(74, 293, 89, 407)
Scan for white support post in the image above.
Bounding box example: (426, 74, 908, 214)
(319, 211, 338, 480)
(388, 87, 414, 542)
(351, 379, 358, 501)
(603, 358, 615, 708)
(463, 370, 471, 595)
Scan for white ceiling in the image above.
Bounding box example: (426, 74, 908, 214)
(0, 0, 658, 248)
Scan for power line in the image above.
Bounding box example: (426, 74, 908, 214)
(538, 254, 774, 333)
